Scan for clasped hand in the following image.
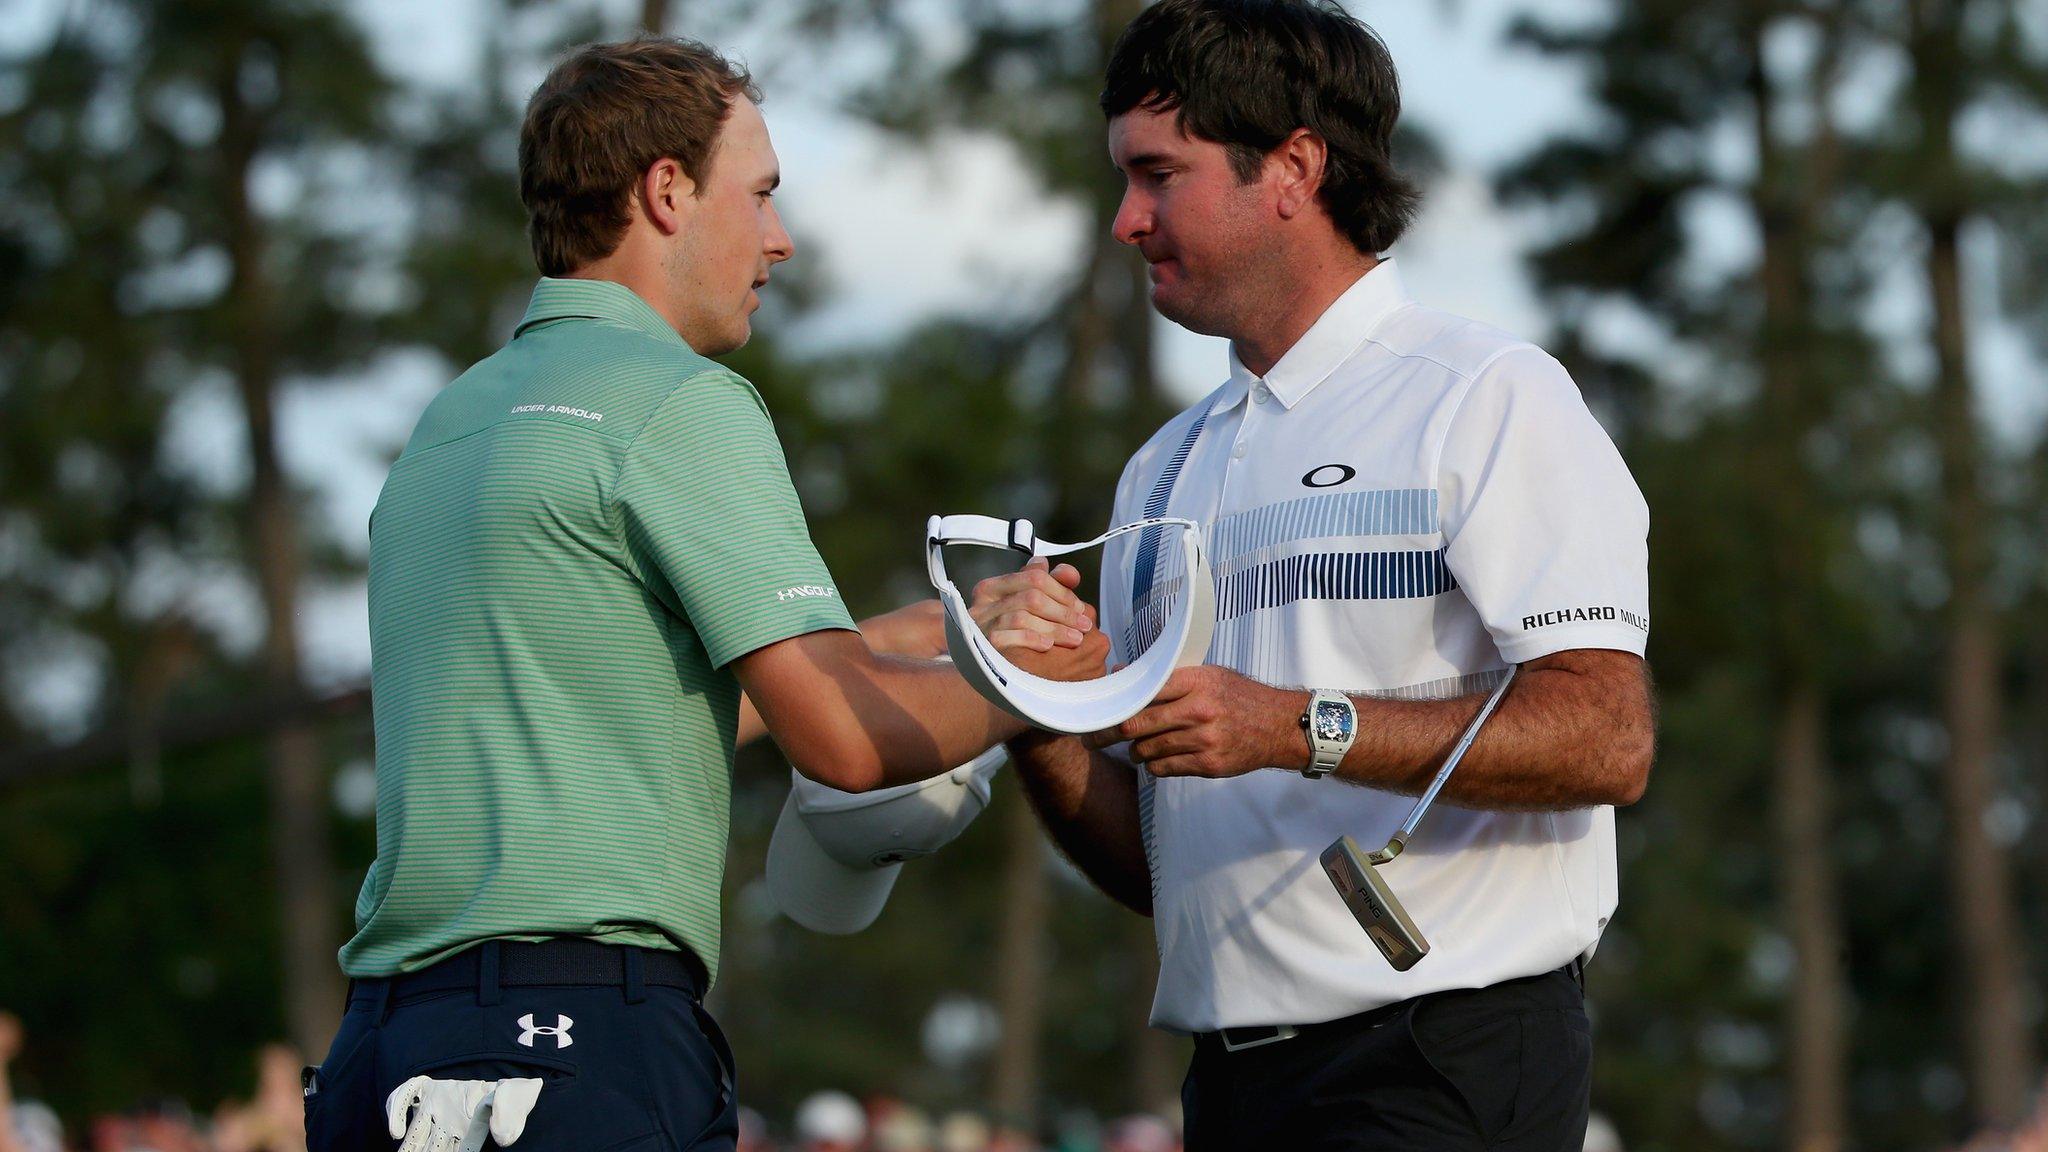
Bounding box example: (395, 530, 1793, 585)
(969, 561, 1296, 778)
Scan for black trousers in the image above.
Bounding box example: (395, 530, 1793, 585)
(1183, 966, 1591, 1152)
(305, 940, 737, 1152)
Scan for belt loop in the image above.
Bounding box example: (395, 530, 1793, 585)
(623, 947, 646, 1005)
(478, 941, 503, 1008)
(366, 977, 392, 1026)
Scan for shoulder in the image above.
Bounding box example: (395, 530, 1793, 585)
(608, 347, 778, 451)
(1368, 304, 1563, 391)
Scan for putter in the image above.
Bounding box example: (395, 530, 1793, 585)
(1320, 665, 1519, 971)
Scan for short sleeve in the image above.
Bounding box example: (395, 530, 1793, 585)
(616, 369, 856, 668)
(1438, 348, 1650, 663)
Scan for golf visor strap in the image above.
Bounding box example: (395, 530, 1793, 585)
(927, 514, 1216, 734)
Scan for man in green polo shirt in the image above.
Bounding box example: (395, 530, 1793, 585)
(303, 36, 1106, 1152)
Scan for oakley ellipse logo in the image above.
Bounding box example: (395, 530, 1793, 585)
(1301, 464, 1356, 489)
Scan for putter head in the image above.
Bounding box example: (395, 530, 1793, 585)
(1321, 835, 1430, 971)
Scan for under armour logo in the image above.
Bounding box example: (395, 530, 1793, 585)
(516, 1013, 574, 1049)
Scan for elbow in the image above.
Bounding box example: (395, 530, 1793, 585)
(786, 737, 888, 794)
(1604, 737, 1654, 808)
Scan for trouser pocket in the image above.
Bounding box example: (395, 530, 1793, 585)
(1409, 1002, 1591, 1150)
(676, 1001, 740, 1151)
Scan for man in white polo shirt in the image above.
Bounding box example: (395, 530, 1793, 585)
(972, 2, 1655, 1148)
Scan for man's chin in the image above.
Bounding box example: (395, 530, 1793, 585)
(1150, 287, 1229, 338)
(688, 323, 750, 358)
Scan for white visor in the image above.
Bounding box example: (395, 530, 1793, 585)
(766, 745, 1007, 935)
(926, 514, 1215, 735)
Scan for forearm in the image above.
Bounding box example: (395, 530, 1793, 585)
(762, 646, 1023, 790)
(1238, 651, 1654, 808)
(737, 603, 947, 750)
(737, 694, 766, 749)
(1008, 731, 1152, 914)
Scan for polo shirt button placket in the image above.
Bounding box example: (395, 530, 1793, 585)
(1252, 383, 1272, 405)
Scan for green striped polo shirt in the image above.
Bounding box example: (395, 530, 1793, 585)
(340, 277, 855, 981)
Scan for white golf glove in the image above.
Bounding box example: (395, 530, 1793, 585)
(385, 1075, 544, 1152)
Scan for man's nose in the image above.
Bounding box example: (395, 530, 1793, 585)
(1112, 188, 1151, 246)
(765, 202, 795, 263)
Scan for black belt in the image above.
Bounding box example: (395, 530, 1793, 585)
(349, 938, 708, 1014)
(1199, 959, 1585, 1054)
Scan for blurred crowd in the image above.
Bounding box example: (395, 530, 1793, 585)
(735, 1092, 1180, 1152)
(11, 1008, 2048, 1152)
(0, 1014, 308, 1152)
(0, 1010, 1183, 1152)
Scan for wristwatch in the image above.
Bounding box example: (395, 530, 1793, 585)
(1299, 689, 1357, 779)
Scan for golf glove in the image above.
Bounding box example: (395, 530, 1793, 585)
(385, 1075, 543, 1152)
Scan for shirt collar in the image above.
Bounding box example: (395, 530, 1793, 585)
(514, 277, 688, 348)
(1226, 259, 1411, 409)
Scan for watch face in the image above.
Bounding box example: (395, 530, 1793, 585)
(1313, 700, 1354, 743)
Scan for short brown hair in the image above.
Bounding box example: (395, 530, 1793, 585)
(518, 37, 761, 277)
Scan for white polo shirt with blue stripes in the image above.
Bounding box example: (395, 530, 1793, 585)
(1100, 260, 1651, 1033)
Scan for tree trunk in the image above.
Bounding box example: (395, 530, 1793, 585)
(1906, 0, 2034, 1120)
(1747, 19, 1851, 1150)
(640, 0, 668, 34)
(1774, 682, 1848, 1152)
(1928, 210, 2033, 1127)
(219, 51, 343, 1060)
(989, 784, 1049, 1130)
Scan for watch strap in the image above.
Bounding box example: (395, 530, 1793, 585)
(1301, 689, 1355, 779)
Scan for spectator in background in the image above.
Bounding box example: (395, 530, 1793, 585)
(1582, 1112, 1624, 1152)
(0, 1014, 62, 1152)
(869, 1100, 934, 1152)
(737, 1106, 777, 1152)
(1102, 1115, 1175, 1152)
(90, 1101, 210, 1152)
(793, 1091, 865, 1152)
(936, 1113, 991, 1152)
(0, 1013, 27, 1152)
(211, 1045, 306, 1152)
(987, 1124, 1036, 1152)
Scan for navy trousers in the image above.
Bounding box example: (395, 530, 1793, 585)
(305, 941, 737, 1152)
(1183, 965, 1591, 1151)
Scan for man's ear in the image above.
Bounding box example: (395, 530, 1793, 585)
(642, 157, 695, 236)
(1271, 129, 1327, 221)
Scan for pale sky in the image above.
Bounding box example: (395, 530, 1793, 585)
(3, 0, 2041, 722)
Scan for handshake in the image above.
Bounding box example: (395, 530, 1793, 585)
(966, 556, 1114, 686)
(769, 527, 1282, 936)
(963, 557, 1267, 775)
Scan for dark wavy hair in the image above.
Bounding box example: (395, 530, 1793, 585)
(1101, 0, 1420, 255)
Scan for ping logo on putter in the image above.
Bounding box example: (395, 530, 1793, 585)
(1321, 837, 1428, 972)
(517, 1013, 574, 1049)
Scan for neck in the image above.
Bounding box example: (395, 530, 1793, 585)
(566, 240, 690, 341)
(1231, 248, 1380, 378)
